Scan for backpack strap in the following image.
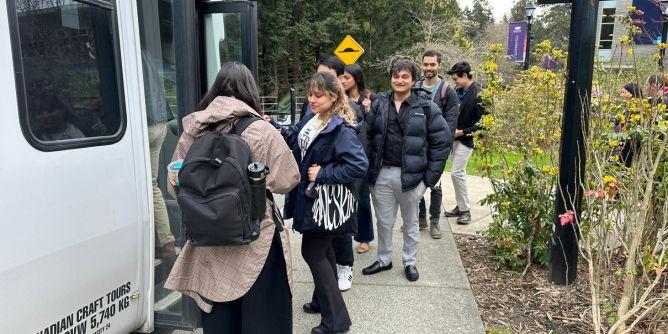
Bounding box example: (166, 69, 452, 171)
(440, 80, 450, 101)
(230, 115, 260, 136)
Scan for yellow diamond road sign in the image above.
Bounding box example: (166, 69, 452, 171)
(334, 35, 364, 65)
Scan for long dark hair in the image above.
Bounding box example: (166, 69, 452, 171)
(344, 64, 367, 97)
(307, 72, 356, 126)
(197, 62, 262, 113)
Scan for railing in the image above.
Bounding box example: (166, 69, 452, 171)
(260, 95, 306, 116)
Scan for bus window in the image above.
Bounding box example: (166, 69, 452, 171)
(8, 0, 125, 150)
(203, 12, 242, 88)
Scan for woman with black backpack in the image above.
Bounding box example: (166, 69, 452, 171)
(164, 62, 300, 334)
(268, 72, 368, 334)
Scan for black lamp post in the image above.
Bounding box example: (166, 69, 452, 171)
(524, 1, 537, 70)
(659, 0, 668, 70)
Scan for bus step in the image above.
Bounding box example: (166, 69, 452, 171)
(155, 291, 182, 312)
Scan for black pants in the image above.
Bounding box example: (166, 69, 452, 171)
(302, 233, 352, 331)
(202, 230, 292, 334)
(419, 184, 442, 220)
(333, 235, 353, 266)
(354, 180, 374, 243)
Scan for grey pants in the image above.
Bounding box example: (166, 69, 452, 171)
(450, 141, 474, 211)
(148, 123, 175, 247)
(370, 166, 427, 267)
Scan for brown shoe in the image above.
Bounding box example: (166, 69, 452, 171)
(356, 243, 369, 254)
(429, 219, 443, 239)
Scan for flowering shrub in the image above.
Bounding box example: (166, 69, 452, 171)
(477, 40, 566, 272)
(574, 8, 667, 333)
(477, 6, 667, 333)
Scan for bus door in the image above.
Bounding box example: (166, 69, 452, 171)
(136, 1, 258, 330)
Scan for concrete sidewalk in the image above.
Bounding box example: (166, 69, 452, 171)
(287, 172, 492, 334)
(165, 173, 494, 334)
(439, 172, 494, 235)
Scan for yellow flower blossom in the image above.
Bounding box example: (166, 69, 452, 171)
(608, 140, 619, 147)
(659, 43, 667, 50)
(627, 5, 636, 12)
(603, 175, 617, 185)
(627, 49, 634, 56)
(653, 53, 662, 61)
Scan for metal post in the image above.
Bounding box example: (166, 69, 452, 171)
(660, 18, 668, 70)
(549, 0, 599, 285)
(524, 20, 533, 70)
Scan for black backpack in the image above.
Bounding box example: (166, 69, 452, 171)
(177, 116, 261, 246)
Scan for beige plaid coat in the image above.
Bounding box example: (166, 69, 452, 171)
(164, 96, 300, 313)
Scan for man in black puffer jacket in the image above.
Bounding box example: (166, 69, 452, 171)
(361, 59, 452, 282)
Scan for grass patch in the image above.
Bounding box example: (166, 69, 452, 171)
(485, 326, 513, 334)
(445, 152, 524, 178)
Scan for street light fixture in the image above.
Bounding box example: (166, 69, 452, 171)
(524, 1, 537, 70)
(659, 0, 668, 70)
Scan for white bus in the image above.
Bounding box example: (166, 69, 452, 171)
(0, 1, 289, 333)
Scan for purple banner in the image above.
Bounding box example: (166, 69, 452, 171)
(508, 22, 528, 62)
(632, 0, 662, 45)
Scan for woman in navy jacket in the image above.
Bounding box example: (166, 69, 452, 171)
(269, 72, 368, 334)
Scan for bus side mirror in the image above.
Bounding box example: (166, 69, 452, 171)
(276, 87, 296, 126)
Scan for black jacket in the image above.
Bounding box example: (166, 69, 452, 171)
(456, 81, 486, 148)
(365, 92, 452, 191)
(415, 75, 460, 139)
(271, 113, 368, 232)
(349, 90, 376, 155)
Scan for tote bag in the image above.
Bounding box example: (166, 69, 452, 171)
(302, 183, 358, 235)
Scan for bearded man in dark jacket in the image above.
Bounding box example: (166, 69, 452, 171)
(414, 50, 459, 239)
(361, 59, 452, 282)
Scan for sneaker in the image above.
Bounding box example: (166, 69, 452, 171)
(419, 216, 429, 230)
(456, 210, 472, 225)
(429, 218, 443, 239)
(444, 206, 462, 217)
(338, 265, 353, 291)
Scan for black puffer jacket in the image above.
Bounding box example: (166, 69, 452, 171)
(365, 92, 452, 191)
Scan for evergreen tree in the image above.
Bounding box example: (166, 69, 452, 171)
(464, 0, 494, 39)
(510, 0, 527, 23)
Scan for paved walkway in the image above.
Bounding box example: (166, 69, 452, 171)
(287, 172, 492, 334)
(165, 173, 494, 334)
